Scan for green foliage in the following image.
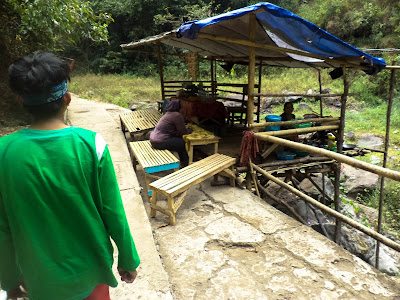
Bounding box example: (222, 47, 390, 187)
(297, 0, 400, 47)
(357, 180, 400, 233)
(6, 0, 112, 53)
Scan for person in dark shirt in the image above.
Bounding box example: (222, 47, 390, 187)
(150, 100, 193, 167)
(280, 102, 295, 126)
(280, 102, 299, 142)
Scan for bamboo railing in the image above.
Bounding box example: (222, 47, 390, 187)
(251, 163, 400, 252)
(253, 133, 400, 182)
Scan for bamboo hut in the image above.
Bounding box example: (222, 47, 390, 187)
(121, 2, 399, 267)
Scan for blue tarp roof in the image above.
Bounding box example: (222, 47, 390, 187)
(122, 2, 385, 74)
(176, 2, 385, 74)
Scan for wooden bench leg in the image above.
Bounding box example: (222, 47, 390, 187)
(213, 174, 219, 184)
(150, 190, 158, 217)
(120, 118, 126, 133)
(145, 174, 151, 195)
(129, 148, 137, 171)
(214, 142, 218, 154)
(168, 195, 176, 225)
(188, 144, 194, 165)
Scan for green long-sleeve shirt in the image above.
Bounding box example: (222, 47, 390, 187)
(0, 127, 140, 300)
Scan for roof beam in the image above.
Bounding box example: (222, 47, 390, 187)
(196, 33, 369, 71)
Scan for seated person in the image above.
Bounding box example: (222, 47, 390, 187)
(280, 102, 299, 142)
(280, 102, 295, 128)
(150, 100, 193, 167)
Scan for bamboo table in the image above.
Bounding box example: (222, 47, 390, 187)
(183, 124, 221, 164)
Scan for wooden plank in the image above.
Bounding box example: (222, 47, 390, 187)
(261, 143, 279, 159)
(173, 191, 188, 213)
(120, 108, 161, 134)
(129, 141, 179, 170)
(168, 159, 235, 196)
(150, 154, 235, 196)
(150, 154, 233, 188)
(150, 203, 173, 217)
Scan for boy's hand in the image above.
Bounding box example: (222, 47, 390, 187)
(117, 268, 138, 283)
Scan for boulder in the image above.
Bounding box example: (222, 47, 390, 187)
(284, 91, 302, 103)
(298, 174, 334, 202)
(295, 102, 312, 112)
(357, 134, 383, 150)
(368, 246, 400, 276)
(341, 165, 379, 199)
(265, 178, 398, 276)
(344, 131, 356, 141)
(321, 88, 332, 94)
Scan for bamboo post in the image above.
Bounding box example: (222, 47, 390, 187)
(253, 133, 400, 182)
(210, 57, 215, 98)
(157, 41, 165, 100)
(251, 163, 400, 252)
(257, 60, 263, 123)
(376, 65, 396, 268)
(322, 173, 326, 205)
(247, 13, 256, 126)
(333, 66, 349, 242)
(249, 158, 260, 198)
(318, 69, 323, 117)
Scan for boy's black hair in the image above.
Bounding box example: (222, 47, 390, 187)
(8, 51, 71, 120)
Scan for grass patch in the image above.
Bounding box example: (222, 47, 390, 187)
(69, 74, 161, 108)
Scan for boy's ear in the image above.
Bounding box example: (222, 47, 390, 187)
(63, 92, 71, 106)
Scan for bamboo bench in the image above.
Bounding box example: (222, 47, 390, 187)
(129, 140, 180, 194)
(149, 153, 236, 225)
(120, 108, 162, 139)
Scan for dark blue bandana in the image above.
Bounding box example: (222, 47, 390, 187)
(22, 80, 68, 106)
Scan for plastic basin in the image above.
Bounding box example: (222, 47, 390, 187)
(265, 115, 281, 131)
(276, 152, 296, 160)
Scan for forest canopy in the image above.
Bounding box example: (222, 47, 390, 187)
(2, 0, 400, 76)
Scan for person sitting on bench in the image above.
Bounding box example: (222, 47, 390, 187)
(150, 100, 193, 167)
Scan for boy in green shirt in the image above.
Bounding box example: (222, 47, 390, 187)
(0, 51, 140, 300)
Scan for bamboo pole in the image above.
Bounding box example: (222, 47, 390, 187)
(306, 173, 333, 203)
(252, 163, 400, 252)
(247, 13, 256, 126)
(210, 57, 216, 98)
(257, 60, 263, 123)
(249, 117, 340, 129)
(333, 66, 349, 242)
(157, 42, 165, 100)
(235, 155, 332, 173)
(318, 70, 323, 117)
(253, 134, 400, 182)
(249, 158, 260, 198)
(252, 93, 357, 97)
(376, 65, 396, 268)
(264, 125, 339, 136)
(196, 33, 368, 71)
